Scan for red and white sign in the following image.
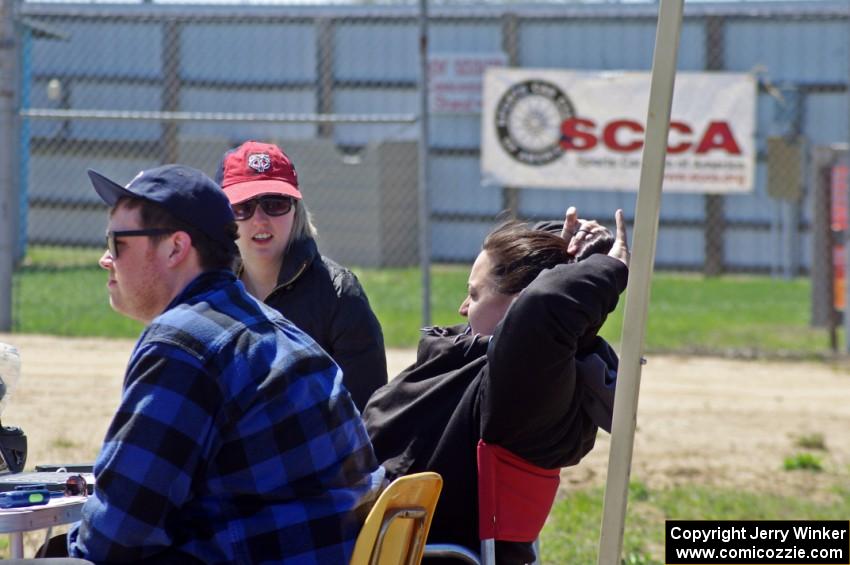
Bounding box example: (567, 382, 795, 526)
(428, 53, 508, 114)
(832, 163, 848, 310)
(481, 68, 757, 193)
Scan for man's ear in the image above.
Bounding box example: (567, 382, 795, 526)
(166, 231, 193, 266)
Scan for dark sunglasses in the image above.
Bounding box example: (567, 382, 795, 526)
(64, 474, 88, 497)
(232, 196, 294, 221)
(106, 229, 175, 259)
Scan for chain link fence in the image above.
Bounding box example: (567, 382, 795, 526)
(2, 0, 850, 354)
(17, 4, 423, 266)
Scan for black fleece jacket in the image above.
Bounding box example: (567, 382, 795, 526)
(362, 254, 628, 563)
(248, 235, 388, 411)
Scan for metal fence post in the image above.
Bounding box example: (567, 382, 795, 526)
(845, 18, 850, 353)
(161, 19, 181, 164)
(316, 17, 335, 139)
(808, 147, 835, 332)
(845, 173, 850, 354)
(703, 15, 725, 276)
(501, 12, 520, 217)
(0, 0, 20, 331)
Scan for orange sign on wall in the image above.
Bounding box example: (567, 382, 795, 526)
(832, 164, 848, 311)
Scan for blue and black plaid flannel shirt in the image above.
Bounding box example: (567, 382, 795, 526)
(68, 270, 384, 564)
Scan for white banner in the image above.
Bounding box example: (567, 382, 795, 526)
(481, 69, 756, 193)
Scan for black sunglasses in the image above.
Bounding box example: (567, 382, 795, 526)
(106, 229, 175, 259)
(232, 196, 294, 221)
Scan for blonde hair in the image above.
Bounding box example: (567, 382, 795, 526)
(288, 199, 318, 250)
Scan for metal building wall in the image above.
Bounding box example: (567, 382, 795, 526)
(14, 0, 850, 273)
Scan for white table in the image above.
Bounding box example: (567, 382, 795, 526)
(0, 496, 85, 558)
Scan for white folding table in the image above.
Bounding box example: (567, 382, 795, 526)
(0, 496, 85, 558)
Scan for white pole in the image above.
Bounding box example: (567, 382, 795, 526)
(597, 0, 684, 563)
(417, 0, 432, 327)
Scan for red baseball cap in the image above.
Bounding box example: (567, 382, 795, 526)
(216, 141, 302, 204)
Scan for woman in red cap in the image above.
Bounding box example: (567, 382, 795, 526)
(216, 141, 387, 411)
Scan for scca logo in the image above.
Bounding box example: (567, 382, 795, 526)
(495, 78, 744, 166)
(560, 118, 742, 155)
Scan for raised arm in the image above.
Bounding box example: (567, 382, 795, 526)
(480, 211, 628, 464)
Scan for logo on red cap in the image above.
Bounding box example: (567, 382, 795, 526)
(247, 153, 271, 173)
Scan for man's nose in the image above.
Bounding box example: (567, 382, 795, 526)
(458, 297, 469, 317)
(99, 249, 113, 270)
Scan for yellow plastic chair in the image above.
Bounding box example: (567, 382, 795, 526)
(350, 472, 443, 565)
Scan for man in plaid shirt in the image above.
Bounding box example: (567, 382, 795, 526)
(64, 164, 384, 564)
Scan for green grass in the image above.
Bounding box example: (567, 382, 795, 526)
(358, 269, 832, 357)
(606, 274, 828, 357)
(356, 265, 469, 346)
(14, 266, 144, 337)
(783, 452, 824, 472)
(19, 245, 104, 269)
(13, 246, 835, 357)
(541, 482, 850, 564)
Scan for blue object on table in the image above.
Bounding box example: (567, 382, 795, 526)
(0, 486, 51, 508)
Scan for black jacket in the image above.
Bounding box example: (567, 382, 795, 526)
(362, 254, 628, 563)
(248, 235, 387, 411)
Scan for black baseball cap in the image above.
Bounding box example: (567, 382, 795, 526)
(88, 164, 237, 252)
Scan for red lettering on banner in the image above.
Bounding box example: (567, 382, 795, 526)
(667, 121, 692, 154)
(603, 120, 644, 152)
(695, 121, 742, 155)
(559, 117, 742, 156)
(560, 118, 597, 150)
(428, 60, 447, 75)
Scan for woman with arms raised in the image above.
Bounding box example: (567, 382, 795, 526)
(363, 207, 629, 563)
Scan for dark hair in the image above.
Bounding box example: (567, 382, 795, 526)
(114, 197, 238, 271)
(482, 221, 571, 295)
(482, 219, 613, 295)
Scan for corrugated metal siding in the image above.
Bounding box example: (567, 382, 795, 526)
(18, 1, 850, 271)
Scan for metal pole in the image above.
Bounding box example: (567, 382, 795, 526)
(0, 0, 20, 331)
(417, 0, 431, 326)
(316, 16, 335, 139)
(771, 200, 780, 277)
(845, 173, 850, 353)
(597, 0, 683, 562)
(846, 11, 850, 351)
(501, 13, 520, 217)
(161, 20, 181, 163)
(781, 201, 792, 278)
(703, 15, 725, 277)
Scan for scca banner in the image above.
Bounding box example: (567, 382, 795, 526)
(481, 69, 756, 193)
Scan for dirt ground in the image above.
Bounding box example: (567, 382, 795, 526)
(2, 332, 849, 502)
